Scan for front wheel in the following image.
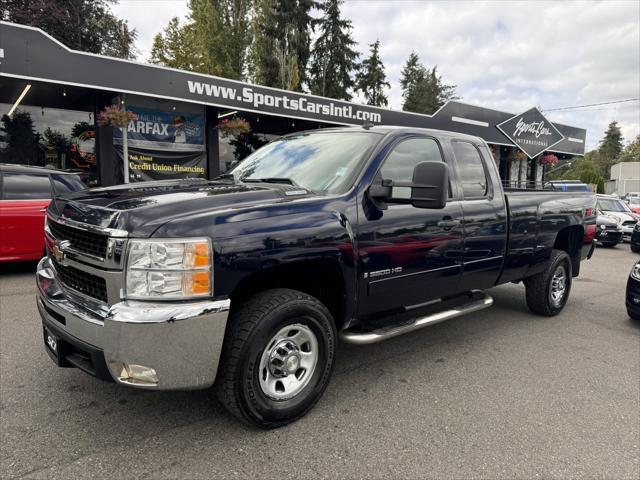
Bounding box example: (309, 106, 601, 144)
(524, 249, 572, 316)
(215, 289, 336, 428)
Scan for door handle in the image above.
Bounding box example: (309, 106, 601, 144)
(437, 218, 461, 229)
(39, 208, 48, 213)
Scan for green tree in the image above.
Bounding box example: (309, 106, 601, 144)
(619, 134, 640, 163)
(0, 111, 39, 165)
(308, 0, 359, 100)
(150, 18, 206, 72)
(400, 52, 458, 114)
(250, 0, 314, 91)
(598, 121, 624, 176)
(189, 0, 252, 79)
(1, 0, 137, 59)
(355, 39, 390, 107)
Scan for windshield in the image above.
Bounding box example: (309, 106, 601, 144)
(597, 198, 632, 213)
(229, 131, 381, 194)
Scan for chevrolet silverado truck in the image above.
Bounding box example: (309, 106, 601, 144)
(36, 126, 597, 428)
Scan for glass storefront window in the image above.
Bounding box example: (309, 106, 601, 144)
(0, 104, 96, 183)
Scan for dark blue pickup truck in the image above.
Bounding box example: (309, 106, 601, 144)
(36, 126, 596, 428)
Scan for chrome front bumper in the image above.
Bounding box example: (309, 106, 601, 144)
(36, 257, 230, 390)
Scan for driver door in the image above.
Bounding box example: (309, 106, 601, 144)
(356, 136, 464, 316)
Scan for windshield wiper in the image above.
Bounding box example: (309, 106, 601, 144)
(213, 173, 236, 183)
(243, 177, 296, 186)
(242, 177, 316, 194)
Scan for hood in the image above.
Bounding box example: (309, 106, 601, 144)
(597, 214, 620, 227)
(600, 210, 637, 224)
(49, 179, 315, 236)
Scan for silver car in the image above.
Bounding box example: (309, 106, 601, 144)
(596, 195, 639, 242)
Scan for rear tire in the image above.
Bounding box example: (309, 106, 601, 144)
(628, 310, 640, 321)
(215, 288, 336, 429)
(631, 245, 640, 253)
(524, 249, 572, 316)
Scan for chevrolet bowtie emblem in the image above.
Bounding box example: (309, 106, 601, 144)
(52, 240, 71, 264)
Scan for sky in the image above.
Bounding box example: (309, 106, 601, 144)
(112, 0, 640, 151)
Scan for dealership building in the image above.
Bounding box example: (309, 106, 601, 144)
(0, 21, 587, 187)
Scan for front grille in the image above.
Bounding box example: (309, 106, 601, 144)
(622, 221, 637, 227)
(52, 258, 108, 303)
(604, 225, 620, 231)
(48, 220, 109, 259)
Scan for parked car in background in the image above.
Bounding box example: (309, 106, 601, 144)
(596, 194, 639, 242)
(544, 180, 591, 192)
(595, 214, 623, 247)
(631, 223, 640, 253)
(627, 261, 640, 320)
(627, 196, 640, 215)
(0, 164, 86, 263)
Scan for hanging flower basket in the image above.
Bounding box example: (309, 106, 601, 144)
(97, 106, 138, 128)
(218, 117, 251, 138)
(539, 154, 559, 166)
(508, 149, 528, 162)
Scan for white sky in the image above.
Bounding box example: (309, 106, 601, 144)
(113, 0, 640, 151)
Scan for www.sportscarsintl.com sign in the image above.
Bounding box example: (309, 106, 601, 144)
(0, 21, 587, 156)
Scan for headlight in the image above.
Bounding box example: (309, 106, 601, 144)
(125, 238, 212, 300)
(632, 262, 640, 281)
(599, 224, 607, 230)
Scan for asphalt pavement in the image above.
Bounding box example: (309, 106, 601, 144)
(1, 246, 639, 479)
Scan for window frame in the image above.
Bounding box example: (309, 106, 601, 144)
(450, 139, 493, 201)
(0, 172, 55, 201)
(375, 134, 455, 200)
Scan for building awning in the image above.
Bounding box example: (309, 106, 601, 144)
(0, 21, 585, 156)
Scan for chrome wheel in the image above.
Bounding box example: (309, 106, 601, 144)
(258, 324, 318, 401)
(549, 265, 567, 307)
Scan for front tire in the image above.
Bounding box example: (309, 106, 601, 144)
(215, 289, 336, 428)
(524, 249, 572, 316)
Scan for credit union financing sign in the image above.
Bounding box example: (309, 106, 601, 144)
(496, 107, 565, 159)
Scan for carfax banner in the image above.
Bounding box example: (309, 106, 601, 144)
(112, 106, 207, 181)
(113, 106, 205, 152)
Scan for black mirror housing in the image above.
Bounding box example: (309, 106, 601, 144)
(411, 161, 448, 209)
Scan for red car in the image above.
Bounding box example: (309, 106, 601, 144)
(627, 197, 640, 215)
(0, 164, 86, 263)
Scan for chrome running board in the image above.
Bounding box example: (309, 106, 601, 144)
(340, 291, 493, 345)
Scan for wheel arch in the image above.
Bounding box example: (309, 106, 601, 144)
(229, 259, 349, 329)
(553, 225, 584, 277)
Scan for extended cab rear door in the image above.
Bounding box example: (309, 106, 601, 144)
(447, 140, 508, 291)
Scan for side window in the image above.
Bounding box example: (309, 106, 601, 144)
(380, 137, 444, 184)
(51, 174, 86, 195)
(451, 141, 488, 198)
(1, 173, 52, 200)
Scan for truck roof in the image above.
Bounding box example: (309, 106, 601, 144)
(291, 125, 486, 144)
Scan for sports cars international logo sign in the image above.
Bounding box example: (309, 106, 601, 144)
(497, 107, 565, 159)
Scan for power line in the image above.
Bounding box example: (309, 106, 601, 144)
(546, 104, 640, 113)
(542, 98, 639, 112)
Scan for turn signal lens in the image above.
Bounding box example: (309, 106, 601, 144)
(186, 271, 211, 295)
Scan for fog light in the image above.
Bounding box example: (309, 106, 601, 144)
(111, 362, 159, 386)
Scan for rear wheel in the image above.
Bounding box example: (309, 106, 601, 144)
(524, 249, 572, 316)
(628, 310, 640, 321)
(631, 244, 640, 253)
(215, 289, 336, 429)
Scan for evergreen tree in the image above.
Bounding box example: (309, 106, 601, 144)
(150, 18, 206, 73)
(598, 120, 623, 167)
(0, 111, 39, 165)
(308, 0, 359, 100)
(250, 0, 314, 91)
(355, 39, 390, 107)
(400, 52, 457, 114)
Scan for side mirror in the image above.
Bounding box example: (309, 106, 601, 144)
(411, 161, 448, 209)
